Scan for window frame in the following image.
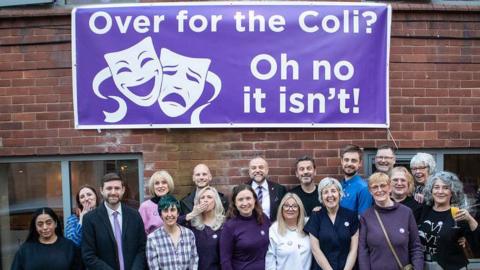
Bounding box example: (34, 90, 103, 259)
(0, 154, 144, 227)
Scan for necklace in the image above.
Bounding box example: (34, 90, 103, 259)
(287, 225, 297, 231)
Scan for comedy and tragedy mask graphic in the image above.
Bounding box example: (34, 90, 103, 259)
(92, 37, 222, 124)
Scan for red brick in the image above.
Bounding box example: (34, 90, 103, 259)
(242, 133, 266, 141)
(254, 142, 278, 150)
(290, 132, 315, 140)
(36, 112, 59, 120)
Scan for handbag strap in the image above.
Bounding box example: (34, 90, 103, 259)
(374, 209, 404, 270)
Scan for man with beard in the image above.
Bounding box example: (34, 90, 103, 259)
(82, 172, 146, 270)
(290, 156, 321, 217)
(247, 156, 287, 222)
(339, 144, 373, 215)
(374, 145, 396, 174)
(180, 163, 229, 215)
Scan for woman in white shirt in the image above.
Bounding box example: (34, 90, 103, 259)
(265, 193, 311, 270)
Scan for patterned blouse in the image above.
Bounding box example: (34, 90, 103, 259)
(147, 225, 199, 270)
(65, 215, 82, 247)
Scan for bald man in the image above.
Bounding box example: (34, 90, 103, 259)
(180, 163, 229, 215)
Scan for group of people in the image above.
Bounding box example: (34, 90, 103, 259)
(11, 144, 480, 270)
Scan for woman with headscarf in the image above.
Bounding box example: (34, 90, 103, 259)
(12, 207, 81, 270)
(304, 177, 358, 270)
(359, 172, 423, 270)
(418, 171, 479, 270)
(266, 193, 311, 270)
(139, 170, 175, 234)
(65, 185, 99, 247)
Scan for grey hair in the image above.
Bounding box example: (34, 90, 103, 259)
(423, 171, 466, 208)
(410, 153, 436, 175)
(317, 177, 344, 204)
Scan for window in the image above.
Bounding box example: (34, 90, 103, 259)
(0, 154, 143, 269)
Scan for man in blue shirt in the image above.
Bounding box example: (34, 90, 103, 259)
(339, 144, 373, 215)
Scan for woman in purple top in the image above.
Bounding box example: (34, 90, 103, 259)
(220, 184, 271, 270)
(359, 172, 424, 270)
(181, 186, 225, 270)
(138, 170, 174, 234)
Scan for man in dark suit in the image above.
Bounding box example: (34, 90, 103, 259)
(247, 156, 287, 222)
(179, 163, 229, 215)
(82, 172, 146, 270)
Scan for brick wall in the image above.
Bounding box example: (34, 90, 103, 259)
(0, 4, 479, 198)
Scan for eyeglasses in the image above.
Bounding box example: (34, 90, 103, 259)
(369, 183, 389, 191)
(282, 204, 299, 210)
(411, 166, 428, 171)
(375, 156, 394, 160)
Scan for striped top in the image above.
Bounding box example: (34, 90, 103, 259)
(65, 214, 82, 247)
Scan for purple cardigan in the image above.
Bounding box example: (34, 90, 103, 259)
(359, 202, 424, 270)
(138, 199, 163, 235)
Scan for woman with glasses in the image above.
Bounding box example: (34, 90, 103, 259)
(390, 166, 422, 221)
(418, 171, 479, 270)
(265, 193, 311, 270)
(304, 177, 358, 270)
(410, 153, 436, 203)
(359, 172, 423, 270)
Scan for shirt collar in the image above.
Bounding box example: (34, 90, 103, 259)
(252, 180, 269, 190)
(105, 202, 122, 216)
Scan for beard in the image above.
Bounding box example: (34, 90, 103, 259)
(342, 167, 357, 177)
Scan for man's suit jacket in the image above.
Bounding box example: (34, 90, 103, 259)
(248, 180, 287, 222)
(180, 189, 229, 215)
(82, 202, 146, 270)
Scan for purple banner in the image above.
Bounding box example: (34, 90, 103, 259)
(72, 2, 391, 129)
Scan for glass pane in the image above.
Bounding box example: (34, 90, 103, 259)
(0, 162, 62, 269)
(70, 159, 140, 211)
(444, 154, 480, 258)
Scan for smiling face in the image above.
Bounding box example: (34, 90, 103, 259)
(375, 148, 395, 173)
(154, 178, 169, 197)
(411, 164, 430, 185)
(193, 164, 212, 189)
(249, 157, 269, 184)
(101, 180, 125, 208)
(36, 213, 57, 242)
(296, 160, 316, 185)
(369, 180, 392, 205)
(79, 187, 97, 210)
(321, 184, 340, 210)
(235, 189, 255, 217)
(158, 48, 211, 117)
(104, 37, 162, 107)
(341, 152, 361, 178)
(160, 206, 179, 226)
(391, 171, 409, 199)
(199, 189, 216, 212)
(282, 197, 299, 222)
(432, 179, 452, 207)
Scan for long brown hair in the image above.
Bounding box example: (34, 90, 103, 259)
(75, 185, 99, 212)
(227, 184, 265, 225)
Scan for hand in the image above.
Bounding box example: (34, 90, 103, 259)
(190, 202, 209, 217)
(312, 206, 322, 212)
(414, 193, 424, 203)
(458, 237, 466, 248)
(454, 209, 472, 222)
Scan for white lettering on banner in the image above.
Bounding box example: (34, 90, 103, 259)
(176, 10, 223, 32)
(234, 11, 285, 32)
(312, 60, 354, 81)
(298, 9, 376, 34)
(89, 11, 165, 34)
(243, 86, 266, 113)
(250, 54, 299, 80)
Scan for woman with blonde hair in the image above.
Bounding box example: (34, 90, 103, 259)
(265, 193, 311, 270)
(359, 172, 423, 270)
(138, 170, 174, 234)
(304, 177, 358, 270)
(181, 186, 225, 270)
(390, 166, 422, 221)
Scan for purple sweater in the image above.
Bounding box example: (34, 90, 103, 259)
(359, 202, 424, 270)
(220, 213, 271, 270)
